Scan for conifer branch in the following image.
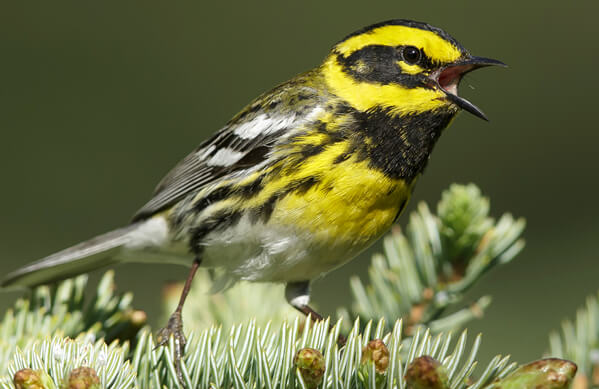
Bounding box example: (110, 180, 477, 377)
(1, 335, 136, 389)
(2, 315, 521, 389)
(338, 184, 526, 334)
(160, 271, 301, 334)
(548, 291, 599, 388)
(0, 271, 146, 378)
(163, 184, 525, 337)
(0, 184, 580, 389)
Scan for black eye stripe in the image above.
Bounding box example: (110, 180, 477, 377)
(335, 45, 400, 84)
(336, 45, 438, 70)
(334, 44, 439, 89)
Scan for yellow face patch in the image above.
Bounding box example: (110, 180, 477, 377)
(336, 25, 463, 64)
(398, 61, 424, 75)
(323, 24, 466, 115)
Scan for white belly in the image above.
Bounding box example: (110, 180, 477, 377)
(122, 215, 362, 290)
(200, 214, 355, 287)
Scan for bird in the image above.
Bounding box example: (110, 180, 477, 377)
(2, 19, 504, 364)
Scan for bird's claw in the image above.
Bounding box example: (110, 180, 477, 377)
(156, 311, 187, 382)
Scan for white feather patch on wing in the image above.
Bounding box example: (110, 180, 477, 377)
(206, 148, 245, 167)
(233, 114, 293, 139)
(232, 107, 324, 141)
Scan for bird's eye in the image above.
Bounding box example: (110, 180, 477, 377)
(402, 46, 421, 65)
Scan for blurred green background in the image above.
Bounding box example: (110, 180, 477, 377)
(1, 1, 597, 366)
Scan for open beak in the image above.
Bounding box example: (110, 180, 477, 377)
(431, 56, 506, 121)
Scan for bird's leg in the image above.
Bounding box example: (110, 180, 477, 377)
(285, 281, 346, 345)
(156, 257, 202, 380)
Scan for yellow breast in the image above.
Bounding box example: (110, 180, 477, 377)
(269, 143, 411, 251)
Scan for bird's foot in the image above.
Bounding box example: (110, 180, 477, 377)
(296, 304, 347, 346)
(156, 310, 186, 381)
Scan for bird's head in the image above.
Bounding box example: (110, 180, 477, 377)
(323, 20, 505, 120)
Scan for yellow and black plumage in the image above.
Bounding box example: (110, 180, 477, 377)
(2, 19, 504, 361)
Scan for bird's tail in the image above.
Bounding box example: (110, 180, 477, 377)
(1, 223, 142, 289)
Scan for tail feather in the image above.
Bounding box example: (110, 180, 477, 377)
(1, 223, 140, 289)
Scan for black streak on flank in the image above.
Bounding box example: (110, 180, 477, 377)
(193, 185, 232, 213)
(295, 176, 319, 194)
(190, 211, 242, 251)
(335, 103, 353, 115)
(300, 144, 324, 158)
(333, 152, 351, 164)
(249, 176, 320, 224)
(315, 120, 327, 133)
(236, 174, 265, 198)
(251, 193, 277, 224)
(193, 172, 266, 214)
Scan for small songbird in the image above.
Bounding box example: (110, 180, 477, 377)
(2, 19, 504, 362)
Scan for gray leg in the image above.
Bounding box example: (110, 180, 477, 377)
(285, 281, 324, 321)
(285, 281, 346, 345)
(156, 257, 202, 381)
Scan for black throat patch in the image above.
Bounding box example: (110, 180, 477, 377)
(349, 107, 456, 180)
